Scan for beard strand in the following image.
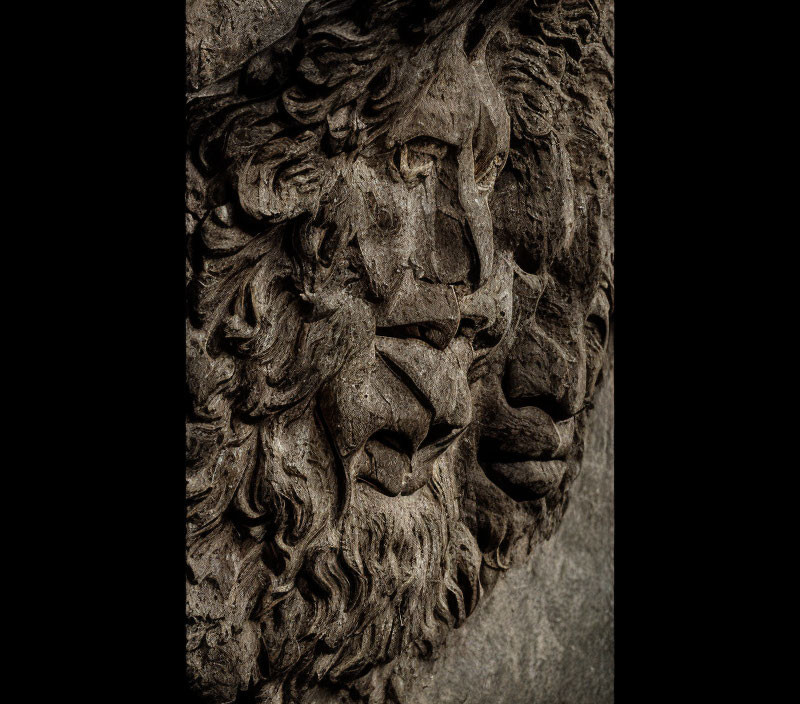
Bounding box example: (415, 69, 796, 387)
(187, 409, 482, 703)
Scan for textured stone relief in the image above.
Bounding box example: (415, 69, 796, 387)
(186, 1, 613, 702)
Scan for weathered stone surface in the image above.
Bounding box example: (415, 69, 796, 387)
(397, 364, 613, 704)
(186, 0, 310, 91)
(309, 367, 612, 704)
(185, 2, 614, 701)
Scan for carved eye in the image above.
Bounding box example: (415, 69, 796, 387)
(585, 313, 607, 350)
(392, 137, 447, 185)
(475, 152, 505, 193)
(585, 287, 611, 350)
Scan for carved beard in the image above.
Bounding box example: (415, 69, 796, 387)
(264, 424, 481, 692)
(187, 410, 481, 703)
(186, 243, 482, 702)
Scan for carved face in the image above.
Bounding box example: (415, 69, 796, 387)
(185, 1, 613, 701)
(456, 123, 614, 577)
(476, 139, 612, 506)
(317, 36, 512, 500)
(186, 25, 512, 702)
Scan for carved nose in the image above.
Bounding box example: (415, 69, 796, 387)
(375, 273, 460, 350)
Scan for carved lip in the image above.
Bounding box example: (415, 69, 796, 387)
(481, 459, 569, 502)
(477, 378, 577, 501)
(478, 420, 572, 502)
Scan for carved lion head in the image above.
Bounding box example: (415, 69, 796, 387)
(186, 1, 612, 701)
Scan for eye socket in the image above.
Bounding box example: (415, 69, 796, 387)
(585, 313, 608, 349)
(474, 152, 505, 195)
(513, 235, 545, 275)
(514, 247, 540, 275)
(391, 137, 447, 183)
(392, 144, 404, 171)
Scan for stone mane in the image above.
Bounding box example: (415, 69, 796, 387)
(186, 1, 613, 702)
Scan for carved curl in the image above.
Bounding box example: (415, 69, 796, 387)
(186, 1, 613, 702)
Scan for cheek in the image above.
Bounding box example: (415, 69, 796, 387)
(349, 166, 434, 298)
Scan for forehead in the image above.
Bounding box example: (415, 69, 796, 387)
(400, 50, 475, 144)
(387, 40, 507, 152)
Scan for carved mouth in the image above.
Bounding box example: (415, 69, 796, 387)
(319, 335, 472, 498)
(349, 338, 470, 496)
(478, 415, 575, 501)
(358, 423, 466, 497)
(477, 379, 577, 501)
(478, 452, 569, 502)
(359, 431, 413, 497)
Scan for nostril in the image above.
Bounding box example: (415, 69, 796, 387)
(419, 325, 455, 350)
(473, 327, 503, 351)
(456, 318, 503, 351)
(371, 428, 414, 457)
(376, 324, 422, 341)
(375, 277, 461, 349)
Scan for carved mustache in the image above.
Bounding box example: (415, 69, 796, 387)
(319, 336, 474, 496)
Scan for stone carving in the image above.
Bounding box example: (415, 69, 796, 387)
(186, 1, 613, 702)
